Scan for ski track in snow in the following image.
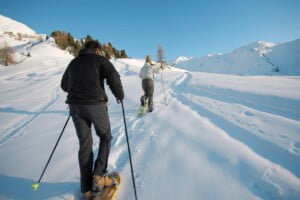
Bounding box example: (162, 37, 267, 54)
(0, 59, 67, 146)
(109, 109, 148, 172)
(173, 72, 300, 121)
(0, 84, 61, 146)
(161, 70, 300, 199)
(169, 71, 300, 176)
(173, 91, 300, 175)
(1, 54, 300, 199)
(109, 68, 299, 199)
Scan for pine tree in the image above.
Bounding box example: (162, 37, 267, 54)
(51, 31, 69, 50)
(120, 50, 128, 58)
(106, 42, 114, 58)
(67, 33, 76, 47)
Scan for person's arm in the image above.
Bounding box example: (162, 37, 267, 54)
(61, 65, 69, 92)
(152, 63, 161, 74)
(139, 67, 143, 79)
(102, 58, 124, 101)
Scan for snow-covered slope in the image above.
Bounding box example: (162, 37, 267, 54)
(267, 39, 300, 75)
(1, 53, 300, 200)
(174, 39, 300, 75)
(0, 15, 300, 200)
(0, 15, 36, 35)
(0, 15, 48, 65)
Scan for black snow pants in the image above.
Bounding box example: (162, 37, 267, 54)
(69, 104, 112, 193)
(140, 78, 154, 111)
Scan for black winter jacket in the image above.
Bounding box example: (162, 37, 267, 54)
(61, 49, 124, 104)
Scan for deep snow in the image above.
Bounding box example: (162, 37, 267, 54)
(0, 15, 300, 200)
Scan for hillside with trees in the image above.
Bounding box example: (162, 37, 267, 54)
(51, 31, 128, 59)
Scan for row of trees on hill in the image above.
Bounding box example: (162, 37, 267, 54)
(51, 31, 128, 59)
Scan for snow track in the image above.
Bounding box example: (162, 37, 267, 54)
(0, 87, 60, 146)
(0, 55, 300, 200)
(163, 70, 300, 199)
(170, 71, 300, 174)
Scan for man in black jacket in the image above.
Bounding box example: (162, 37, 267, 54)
(61, 40, 124, 199)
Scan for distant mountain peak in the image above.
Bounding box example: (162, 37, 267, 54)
(207, 53, 223, 57)
(173, 56, 192, 65)
(257, 40, 278, 47)
(254, 41, 279, 55)
(173, 39, 300, 75)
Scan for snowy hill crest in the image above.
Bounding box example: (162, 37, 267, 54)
(174, 39, 300, 75)
(0, 15, 36, 35)
(254, 41, 278, 56)
(0, 15, 65, 66)
(173, 56, 192, 65)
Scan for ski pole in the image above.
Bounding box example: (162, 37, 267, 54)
(160, 70, 167, 105)
(32, 115, 71, 191)
(121, 101, 138, 200)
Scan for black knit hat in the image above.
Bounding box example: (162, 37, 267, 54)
(85, 40, 101, 49)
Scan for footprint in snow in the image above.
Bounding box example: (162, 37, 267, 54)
(27, 73, 37, 77)
(243, 110, 255, 117)
(135, 173, 144, 189)
(279, 135, 289, 140)
(294, 142, 300, 149)
(289, 141, 300, 155)
(257, 129, 264, 134)
(149, 132, 158, 142)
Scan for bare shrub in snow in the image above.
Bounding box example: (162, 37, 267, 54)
(0, 43, 16, 66)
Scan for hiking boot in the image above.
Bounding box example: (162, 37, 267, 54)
(93, 175, 115, 190)
(140, 96, 146, 106)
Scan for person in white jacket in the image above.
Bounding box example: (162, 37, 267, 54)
(139, 55, 160, 112)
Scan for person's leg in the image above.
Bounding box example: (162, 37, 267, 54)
(147, 79, 154, 112)
(93, 131, 111, 176)
(70, 104, 93, 193)
(88, 104, 113, 176)
(140, 95, 146, 106)
(148, 95, 153, 112)
(142, 79, 149, 105)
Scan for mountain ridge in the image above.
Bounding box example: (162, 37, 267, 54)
(174, 39, 300, 75)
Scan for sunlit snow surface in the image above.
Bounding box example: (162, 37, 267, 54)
(0, 14, 300, 200)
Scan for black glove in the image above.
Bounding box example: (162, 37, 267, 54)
(116, 91, 124, 103)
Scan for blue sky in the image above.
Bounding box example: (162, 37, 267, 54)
(1, 0, 300, 61)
